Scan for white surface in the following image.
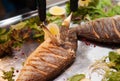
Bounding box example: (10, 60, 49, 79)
(54, 41, 112, 81)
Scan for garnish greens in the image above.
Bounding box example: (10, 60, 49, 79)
(0, 16, 44, 57)
(90, 51, 120, 81)
(68, 74, 85, 81)
(0, 10, 64, 57)
(2, 67, 15, 81)
(68, 50, 120, 81)
(66, 0, 120, 23)
(102, 52, 120, 81)
(46, 12, 63, 26)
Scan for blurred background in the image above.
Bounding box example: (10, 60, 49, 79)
(0, 0, 63, 21)
(0, 0, 38, 20)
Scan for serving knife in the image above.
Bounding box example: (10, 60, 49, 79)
(70, 0, 78, 12)
(36, 0, 46, 24)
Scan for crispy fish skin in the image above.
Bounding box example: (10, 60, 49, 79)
(76, 16, 120, 43)
(16, 25, 77, 81)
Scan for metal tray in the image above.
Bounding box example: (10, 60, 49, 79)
(0, 0, 118, 81)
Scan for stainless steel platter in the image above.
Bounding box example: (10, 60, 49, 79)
(0, 0, 119, 81)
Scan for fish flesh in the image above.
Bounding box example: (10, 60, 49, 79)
(16, 14, 77, 81)
(16, 25, 77, 81)
(75, 16, 120, 43)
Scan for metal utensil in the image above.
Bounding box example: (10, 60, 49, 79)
(70, 0, 78, 12)
(70, 0, 78, 23)
(36, 0, 46, 24)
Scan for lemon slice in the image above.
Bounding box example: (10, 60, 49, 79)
(49, 6, 65, 16)
(47, 23, 60, 36)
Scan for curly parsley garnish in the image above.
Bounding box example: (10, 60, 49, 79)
(66, 0, 120, 23)
(2, 67, 15, 81)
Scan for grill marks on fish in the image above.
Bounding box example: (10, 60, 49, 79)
(23, 64, 48, 75)
(17, 14, 77, 81)
(112, 18, 120, 38)
(92, 20, 103, 38)
(29, 57, 58, 69)
(17, 63, 46, 81)
(100, 20, 109, 38)
(17, 39, 76, 81)
(42, 45, 69, 57)
(113, 17, 120, 32)
(91, 21, 100, 39)
(77, 16, 120, 43)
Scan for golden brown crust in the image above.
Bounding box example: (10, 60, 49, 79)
(77, 16, 120, 43)
(17, 27, 77, 81)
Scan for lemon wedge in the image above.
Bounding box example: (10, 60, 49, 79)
(49, 6, 65, 16)
(47, 23, 60, 36)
